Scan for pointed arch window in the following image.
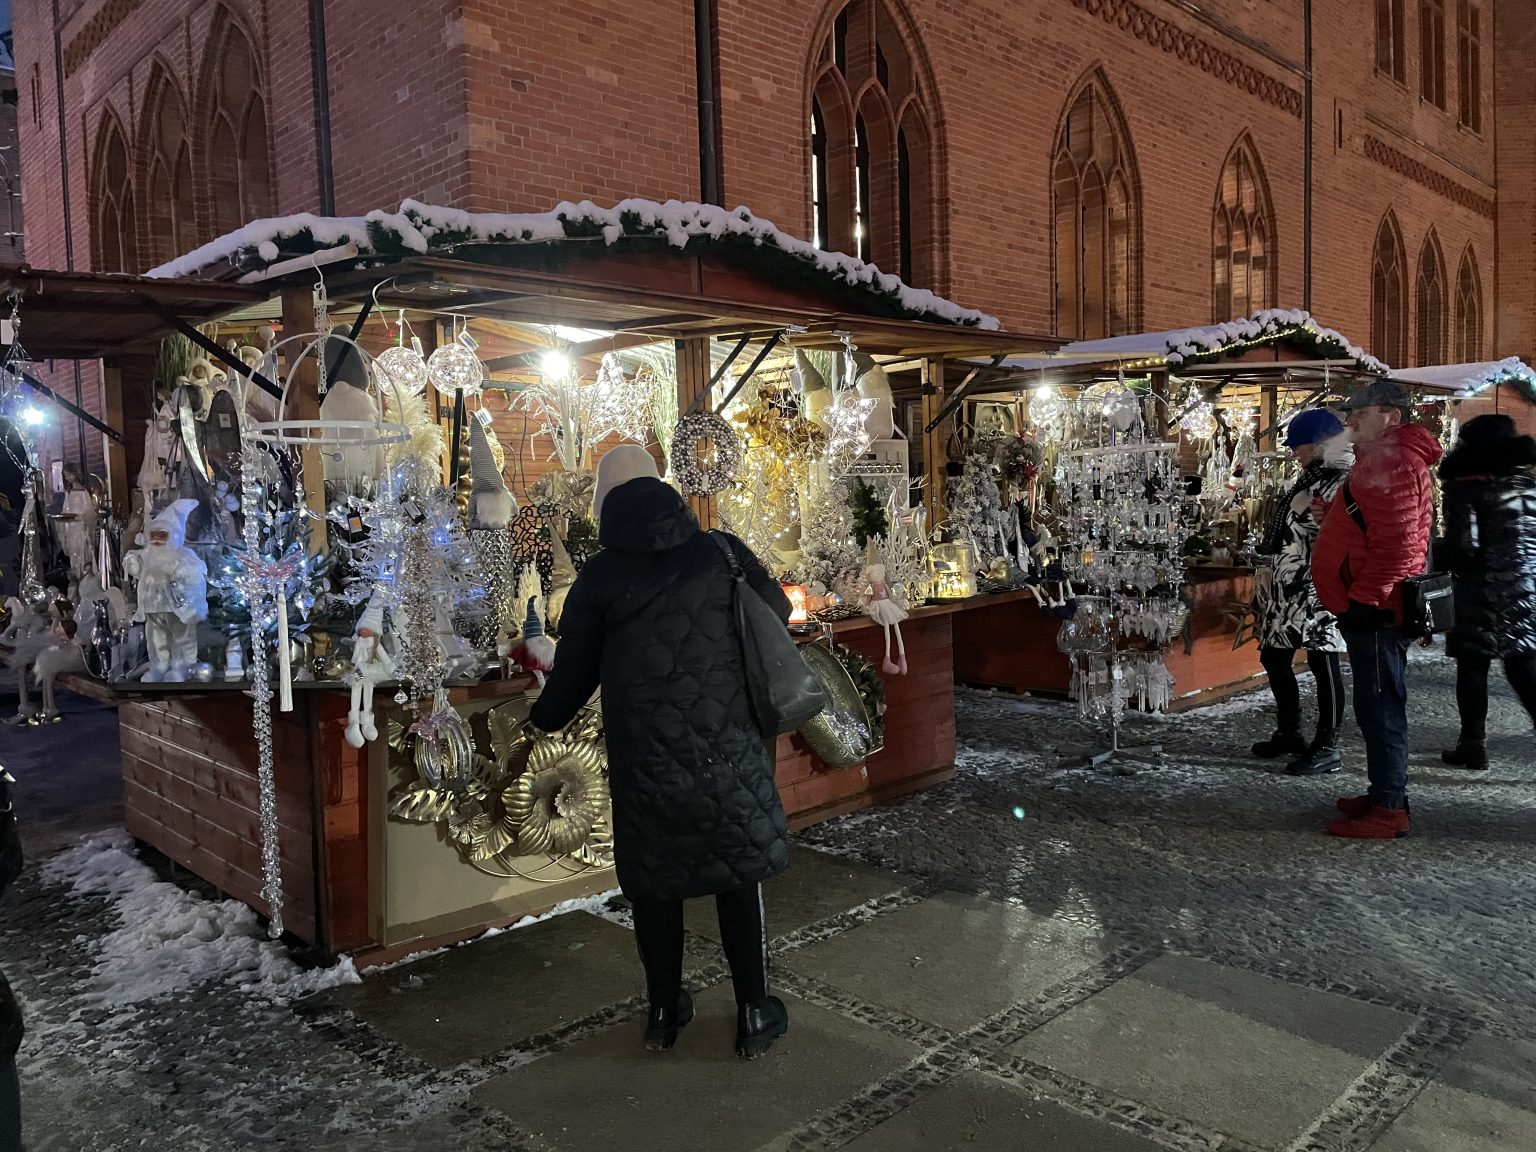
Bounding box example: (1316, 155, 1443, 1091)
(1212, 139, 1276, 322)
(1371, 215, 1408, 368)
(809, 0, 939, 286)
(1053, 76, 1141, 339)
(1415, 233, 1447, 366)
(1377, 0, 1406, 81)
(91, 115, 138, 273)
(1455, 248, 1483, 362)
(143, 68, 197, 266)
(204, 13, 273, 236)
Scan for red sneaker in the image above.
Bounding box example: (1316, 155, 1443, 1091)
(1336, 794, 1372, 817)
(1327, 806, 1410, 839)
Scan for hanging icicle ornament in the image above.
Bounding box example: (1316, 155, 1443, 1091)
(427, 329, 484, 397)
(670, 411, 741, 495)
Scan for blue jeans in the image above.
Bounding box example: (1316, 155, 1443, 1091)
(1343, 626, 1411, 809)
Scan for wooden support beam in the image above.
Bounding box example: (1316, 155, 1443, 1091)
(921, 356, 949, 531)
(674, 337, 717, 530)
(280, 290, 329, 555)
(100, 364, 130, 517)
(1260, 384, 1279, 452)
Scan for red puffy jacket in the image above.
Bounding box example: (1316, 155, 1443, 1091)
(1312, 422, 1442, 622)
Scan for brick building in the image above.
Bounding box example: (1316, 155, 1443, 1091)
(8, 0, 1536, 470)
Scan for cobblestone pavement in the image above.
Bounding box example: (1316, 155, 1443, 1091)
(2, 649, 1535, 1150)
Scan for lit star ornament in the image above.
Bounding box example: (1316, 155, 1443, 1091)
(822, 391, 877, 476)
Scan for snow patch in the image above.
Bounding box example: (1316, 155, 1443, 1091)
(145, 198, 999, 331)
(1389, 356, 1536, 398)
(41, 831, 360, 1007)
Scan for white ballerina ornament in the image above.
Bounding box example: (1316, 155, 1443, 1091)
(344, 592, 394, 749)
(860, 542, 908, 676)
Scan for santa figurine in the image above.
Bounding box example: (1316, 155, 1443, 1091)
(510, 593, 556, 686)
(122, 499, 208, 683)
(344, 592, 394, 749)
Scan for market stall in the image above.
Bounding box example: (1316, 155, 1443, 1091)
(0, 202, 1056, 959)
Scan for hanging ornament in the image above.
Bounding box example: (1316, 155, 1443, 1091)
(1178, 383, 1218, 442)
(375, 339, 429, 398)
(822, 392, 878, 477)
(427, 341, 484, 397)
(1028, 384, 1066, 437)
(670, 411, 742, 495)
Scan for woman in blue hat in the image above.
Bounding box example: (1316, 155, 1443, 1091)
(1251, 408, 1351, 774)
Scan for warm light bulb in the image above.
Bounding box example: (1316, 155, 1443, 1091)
(21, 406, 43, 426)
(540, 350, 573, 379)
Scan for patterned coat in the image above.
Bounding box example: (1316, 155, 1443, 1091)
(1256, 462, 1348, 652)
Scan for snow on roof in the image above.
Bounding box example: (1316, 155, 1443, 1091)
(1001, 308, 1386, 374)
(1387, 356, 1536, 397)
(146, 198, 1000, 330)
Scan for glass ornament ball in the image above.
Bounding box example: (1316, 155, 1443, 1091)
(375, 344, 429, 396)
(427, 343, 484, 396)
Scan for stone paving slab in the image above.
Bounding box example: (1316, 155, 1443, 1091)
(1375, 1083, 1536, 1151)
(1010, 955, 1415, 1147)
(472, 983, 919, 1152)
(784, 890, 1109, 1033)
(684, 845, 909, 943)
(1434, 1033, 1536, 1115)
(320, 912, 641, 1068)
(833, 1070, 1165, 1152)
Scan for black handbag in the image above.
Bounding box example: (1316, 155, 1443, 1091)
(709, 532, 828, 738)
(1341, 481, 1455, 639)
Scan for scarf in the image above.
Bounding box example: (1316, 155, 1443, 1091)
(1260, 461, 1332, 558)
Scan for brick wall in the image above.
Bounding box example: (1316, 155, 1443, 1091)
(9, 0, 1535, 472)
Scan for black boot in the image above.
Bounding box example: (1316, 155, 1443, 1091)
(1441, 739, 1489, 770)
(1252, 730, 1307, 759)
(1287, 732, 1342, 776)
(735, 995, 789, 1060)
(643, 989, 695, 1052)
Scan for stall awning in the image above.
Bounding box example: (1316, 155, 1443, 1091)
(0, 268, 269, 360)
(1387, 357, 1536, 400)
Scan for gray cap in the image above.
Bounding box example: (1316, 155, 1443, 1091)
(1342, 379, 1413, 412)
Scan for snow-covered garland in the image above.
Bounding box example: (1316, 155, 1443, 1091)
(1162, 309, 1387, 374)
(1448, 357, 1536, 399)
(147, 199, 1000, 331)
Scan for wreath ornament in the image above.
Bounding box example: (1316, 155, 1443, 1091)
(670, 412, 742, 496)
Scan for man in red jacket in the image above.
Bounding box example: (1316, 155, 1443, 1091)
(1312, 381, 1443, 838)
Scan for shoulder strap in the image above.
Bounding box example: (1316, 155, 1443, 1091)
(707, 529, 744, 578)
(1341, 480, 1367, 535)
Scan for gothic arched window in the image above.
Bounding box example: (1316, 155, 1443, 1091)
(1415, 231, 1447, 366)
(142, 66, 197, 266)
(1212, 137, 1277, 322)
(1454, 247, 1483, 362)
(203, 10, 274, 235)
(1053, 73, 1141, 339)
(809, 0, 939, 287)
(91, 113, 138, 273)
(1371, 213, 1408, 368)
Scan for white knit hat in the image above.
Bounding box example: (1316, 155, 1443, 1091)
(148, 499, 198, 548)
(591, 444, 660, 522)
(357, 592, 385, 636)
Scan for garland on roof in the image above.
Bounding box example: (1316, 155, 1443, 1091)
(1165, 309, 1388, 374)
(147, 199, 999, 331)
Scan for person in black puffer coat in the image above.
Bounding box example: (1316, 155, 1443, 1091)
(1, 767, 22, 1151)
(528, 445, 792, 1060)
(1439, 414, 1536, 770)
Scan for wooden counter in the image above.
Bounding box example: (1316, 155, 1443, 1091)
(949, 571, 1266, 710)
(775, 609, 957, 829)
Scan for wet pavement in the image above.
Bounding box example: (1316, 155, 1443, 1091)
(2, 649, 1535, 1150)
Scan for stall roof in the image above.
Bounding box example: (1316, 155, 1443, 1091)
(0, 268, 269, 360)
(1387, 356, 1536, 400)
(125, 198, 1067, 360)
(997, 309, 1387, 378)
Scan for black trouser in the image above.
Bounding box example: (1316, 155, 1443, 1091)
(0, 1055, 18, 1152)
(1260, 647, 1346, 741)
(1454, 652, 1536, 740)
(631, 883, 768, 1009)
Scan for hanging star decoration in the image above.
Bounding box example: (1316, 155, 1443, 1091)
(822, 390, 878, 476)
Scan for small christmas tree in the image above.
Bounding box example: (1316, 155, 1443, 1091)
(946, 454, 1010, 567)
(796, 483, 862, 595)
(848, 478, 889, 547)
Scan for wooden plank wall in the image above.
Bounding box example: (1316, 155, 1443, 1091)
(778, 613, 957, 828)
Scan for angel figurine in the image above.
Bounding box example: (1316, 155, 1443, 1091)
(344, 592, 394, 749)
(860, 545, 908, 677)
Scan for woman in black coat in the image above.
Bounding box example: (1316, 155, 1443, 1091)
(1439, 414, 1536, 769)
(1, 767, 22, 1152)
(528, 445, 792, 1059)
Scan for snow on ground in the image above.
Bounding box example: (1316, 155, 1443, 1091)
(41, 830, 360, 1009)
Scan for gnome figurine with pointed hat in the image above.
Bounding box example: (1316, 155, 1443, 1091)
(345, 591, 394, 748)
(468, 417, 516, 530)
(123, 498, 208, 682)
(509, 569, 556, 686)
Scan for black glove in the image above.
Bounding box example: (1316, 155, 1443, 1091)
(1338, 599, 1393, 634)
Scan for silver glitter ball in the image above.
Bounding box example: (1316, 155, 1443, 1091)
(189, 662, 215, 683)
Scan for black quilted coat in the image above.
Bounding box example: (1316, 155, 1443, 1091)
(528, 477, 791, 902)
(1441, 434, 1536, 660)
(1, 769, 21, 1062)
